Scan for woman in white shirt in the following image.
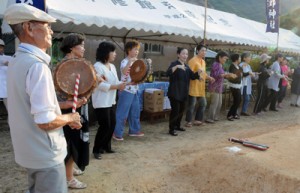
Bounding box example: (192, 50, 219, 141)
(92, 42, 126, 160)
(239, 52, 255, 116)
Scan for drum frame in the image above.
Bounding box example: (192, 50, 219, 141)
(130, 59, 152, 84)
(53, 58, 97, 99)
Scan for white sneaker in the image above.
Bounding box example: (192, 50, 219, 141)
(73, 168, 84, 176)
(67, 178, 87, 189)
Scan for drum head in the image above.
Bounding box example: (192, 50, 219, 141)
(130, 59, 150, 83)
(54, 58, 97, 98)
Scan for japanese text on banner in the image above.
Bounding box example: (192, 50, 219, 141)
(266, 0, 279, 33)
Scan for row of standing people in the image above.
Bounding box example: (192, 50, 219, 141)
(249, 53, 294, 115)
(4, 3, 300, 192)
(166, 46, 299, 137)
(166, 46, 237, 136)
(55, 36, 148, 189)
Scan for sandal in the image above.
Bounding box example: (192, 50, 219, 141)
(193, 121, 203, 126)
(73, 168, 84, 176)
(93, 153, 102, 160)
(234, 115, 240, 119)
(227, 116, 234, 121)
(205, 119, 214, 124)
(185, 122, 193, 127)
(67, 178, 87, 189)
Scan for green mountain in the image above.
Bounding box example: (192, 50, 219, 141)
(280, 8, 300, 36)
(180, 0, 300, 22)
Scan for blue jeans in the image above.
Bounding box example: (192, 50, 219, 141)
(185, 96, 207, 122)
(242, 86, 250, 113)
(114, 91, 141, 138)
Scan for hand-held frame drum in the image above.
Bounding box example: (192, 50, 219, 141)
(53, 58, 97, 99)
(129, 59, 151, 84)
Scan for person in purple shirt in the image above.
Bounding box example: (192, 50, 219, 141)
(206, 51, 236, 123)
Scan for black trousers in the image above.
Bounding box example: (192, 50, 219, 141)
(169, 97, 185, 131)
(93, 106, 116, 154)
(263, 89, 278, 110)
(278, 85, 287, 103)
(227, 87, 241, 117)
(253, 83, 268, 113)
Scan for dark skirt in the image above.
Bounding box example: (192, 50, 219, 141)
(62, 107, 90, 171)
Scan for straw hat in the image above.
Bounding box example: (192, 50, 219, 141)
(260, 53, 271, 63)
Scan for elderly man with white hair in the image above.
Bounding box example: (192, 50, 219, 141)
(4, 3, 82, 193)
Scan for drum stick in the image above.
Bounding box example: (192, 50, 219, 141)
(122, 66, 130, 82)
(72, 74, 80, 113)
(228, 137, 269, 151)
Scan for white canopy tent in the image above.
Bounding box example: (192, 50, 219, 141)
(46, 0, 205, 46)
(242, 18, 300, 54)
(45, 0, 279, 49)
(171, 0, 300, 54)
(1, 0, 300, 53)
(172, 0, 274, 49)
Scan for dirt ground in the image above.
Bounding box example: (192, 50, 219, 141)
(0, 98, 300, 193)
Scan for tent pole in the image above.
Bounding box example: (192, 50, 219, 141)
(123, 37, 126, 58)
(111, 37, 124, 52)
(276, 30, 279, 53)
(276, 0, 280, 53)
(123, 29, 133, 58)
(203, 0, 207, 45)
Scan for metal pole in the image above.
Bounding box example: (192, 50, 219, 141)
(203, 0, 207, 45)
(276, 0, 280, 53)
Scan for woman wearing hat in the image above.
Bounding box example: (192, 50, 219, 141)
(253, 53, 272, 115)
(263, 53, 285, 111)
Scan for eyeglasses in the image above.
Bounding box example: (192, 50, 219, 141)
(29, 21, 52, 30)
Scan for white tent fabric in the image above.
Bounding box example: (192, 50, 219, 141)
(46, 0, 276, 48)
(172, 0, 300, 54)
(1, 0, 13, 34)
(206, 49, 217, 58)
(1, 0, 300, 53)
(172, 0, 274, 48)
(242, 18, 300, 54)
(47, 0, 205, 46)
(0, 0, 8, 17)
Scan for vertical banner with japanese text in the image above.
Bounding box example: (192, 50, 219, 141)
(266, 0, 279, 33)
(16, 0, 46, 11)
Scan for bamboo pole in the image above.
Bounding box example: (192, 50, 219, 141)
(276, 0, 280, 53)
(203, 0, 207, 45)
